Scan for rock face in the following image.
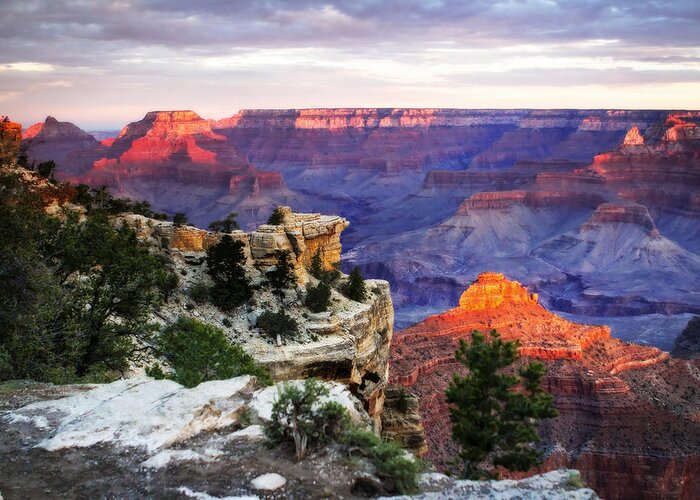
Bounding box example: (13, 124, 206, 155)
(380, 385, 428, 457)
(23, 116, 100, 168)
(0, 118, 23, 162)
(123, 208, 391, 427)
(390, 273, 700, 500)
(672, 316, 700, 358)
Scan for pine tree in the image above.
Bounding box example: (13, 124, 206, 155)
(445, 330, 558, 479)
(173, 212, 188, 227)
(208, 212, 239, 233)
(267, 250, 296, 298)
(342, 267, 367, 302)
(306, 281, 331, 312)
(206, 235, 251, 310)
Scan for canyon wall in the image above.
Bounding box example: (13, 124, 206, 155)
(390, 273, 700, 500)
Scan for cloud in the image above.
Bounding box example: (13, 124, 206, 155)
(0, 0, 698, 128)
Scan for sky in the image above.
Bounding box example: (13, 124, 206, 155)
(1, 0, 700, 129)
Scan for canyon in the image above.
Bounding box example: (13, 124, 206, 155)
(19, 108, 700, 348)
(390, 272, 700, 500)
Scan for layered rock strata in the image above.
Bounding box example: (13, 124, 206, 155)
(390, 273, 700, 499)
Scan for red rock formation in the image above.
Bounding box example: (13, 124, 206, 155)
(22, 116, 100, 171)
(390, 273, 700, 500)
(0, 118, 23, 162)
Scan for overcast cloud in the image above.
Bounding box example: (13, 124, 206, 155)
(1, 0, 699, 128)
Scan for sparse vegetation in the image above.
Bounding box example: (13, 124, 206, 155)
(308, 250, 341, 285)
(566, 471, 585, 488)
(264, 378, 350, 460)
(342, 428, 421, 494)
(397, 388, 411, 413)
(208, 212, 239, 233)
(188, 281, 210, 305)
(153, 316, 271, 388)
(446, 330, 558, 479)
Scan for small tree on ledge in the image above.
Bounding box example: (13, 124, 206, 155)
(173, 212, 188, 227)
(342, 267, 367, 302)
(446, 330, 558, 480)
(267, 206, 285, 225)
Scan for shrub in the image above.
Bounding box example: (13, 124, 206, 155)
(342, 428, 421, 494)
(264, 379, 350, 460)
(173, 212, 188, 227)
(188, 281, 210, 304)
(208, 212, 239, 233)
(257, 310, 298, 339)
(36, 160, 56, 179)
(397, 388, 411, 413)
(222, 317, 232, 327)
(267, 207, 285, 225)
(155, 316, 271, 388)
(342, 267, 367, 302)
(306, 281, 331, 312)
(566, 471, 585, 488)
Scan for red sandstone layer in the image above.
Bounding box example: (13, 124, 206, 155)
(390, 272, 700, 500)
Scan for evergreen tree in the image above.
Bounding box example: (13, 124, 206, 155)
(445, 330, 558, 479)
(206, 235, 251, 311)
(342, 267, 367, 302)
(267, 206, 285, 225)
(173, 212, 188, 227)
(267, 250, 296, 298)
(308, 249, 341, 285)
(208, 212, 239, 233)
(306, 281, 331, 312)
(153, 316, 271, 388)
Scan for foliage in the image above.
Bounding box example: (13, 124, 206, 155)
(71, 185, 167, 219)
(308, 250, 341, 285)
(154, 317, 271, 388)
(206, 235, 252, 311)
(0, 171, 171, 382)
(264, 379, 350, 460)
(188, 281, 210, 304)
(208, 212, 239, 233)
(266, 250, 296, 298)
(36, 160, 56, 180)
(257, 310, 299, 339)
(306, 281, 331, 312)
(267, 206, 285, 225)
(445, 330, 558, 479)
(173, 212, 188, 227)
(342, 267, 367, 302)
(566, 471, 585, 489)
(342, 428, 421, 494)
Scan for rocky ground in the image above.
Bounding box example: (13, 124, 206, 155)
(0, 379, 597, 500)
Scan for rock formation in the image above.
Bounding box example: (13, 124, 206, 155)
(390, 273, 700, 499)
(672, 316, 700, 358)
(23, 116, 100, 169)
(122, 207, 391, 427)
(380, 385, 428, 457)
(0, 118, 23, 163)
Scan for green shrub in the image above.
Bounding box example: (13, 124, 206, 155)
(267, 207, 285, 225)
(566, 471, 585, 488)
(208, 212, 239, 233)
(306, 281, 331, 312)
(257, 310, 299, 339)
(341, 267, 367, 302)
(188, 281, 210, 304)
(155, 316, 271, 388)
(173, 212, 188, 227)
(264, 379, 350, 460)
(342, 428, 421, 494)
(397, 388, 411, 413)
(222, 317, 232, 327)
(308, 250, 341, 285)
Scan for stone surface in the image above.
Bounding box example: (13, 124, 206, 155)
(250, 473, 287, 491)
(390, 273, 700, 500)
(672, 316, 700, 358)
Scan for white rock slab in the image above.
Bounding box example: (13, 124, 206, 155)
(250, 473, 287, 491)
